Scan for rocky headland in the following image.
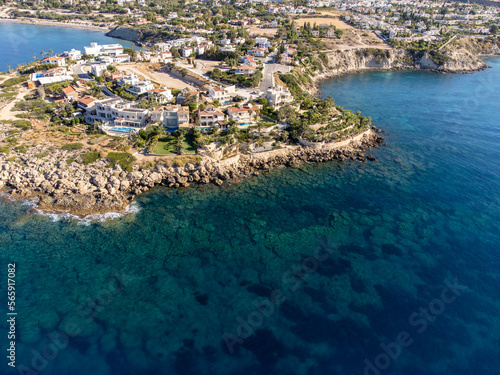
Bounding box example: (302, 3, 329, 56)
(0, 129, 385, 216)
(305, 37, 500, 92)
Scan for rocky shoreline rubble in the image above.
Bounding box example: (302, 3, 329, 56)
(0, 130, 385, 216)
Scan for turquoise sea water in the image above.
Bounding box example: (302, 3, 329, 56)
(0, 22, 133, 71)
(1, 59, 500, 375)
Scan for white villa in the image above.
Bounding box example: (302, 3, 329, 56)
(148, 88, 174, 104)
(119, 73, 140, 86)
(128, 80, 155, 95)
(42, 56, 66, 67)
(233, 65, 256, 76)
(160, 51, 173, 63)
(242, 55, 258, 66)
(63, 49, 82, 61)
(227, 104, 260, 122)
(84, 97, 150, 128)
(208, 86, 233, 102)
(91, 63, 109, 77)
(248, 48, 265, 57)
(30, 67, 73, 85)
(196, 105, 225, 126)
(182, 46, 193, 58)
(163, 105, 190, 131)
(266, 85, 293, 109)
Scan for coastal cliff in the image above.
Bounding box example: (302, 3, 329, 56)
(0, 130, 384, 215)
(305, 37, 494, 88)
(106, 26, 143, 44)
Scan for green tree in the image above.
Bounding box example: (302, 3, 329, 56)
(490, 25, 499, 35)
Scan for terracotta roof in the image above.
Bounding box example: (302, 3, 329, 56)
(62, 86, 75, 95)
(78, 96, 97, 105)
(149, 88, 167, 93)
(237, 65, 256, 70)
(198, 110, 223, 116)
(228, 107, 253, 113)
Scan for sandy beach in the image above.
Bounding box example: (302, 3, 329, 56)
(0, 17, 111, 32)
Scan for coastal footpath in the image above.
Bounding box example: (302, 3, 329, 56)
(0, 129, 384, 215)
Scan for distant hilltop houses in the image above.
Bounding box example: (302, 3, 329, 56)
(316, 0, 500, 40)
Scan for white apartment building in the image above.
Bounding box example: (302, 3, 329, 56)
(84, 42, 124, 57)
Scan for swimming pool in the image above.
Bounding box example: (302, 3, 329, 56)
(239, 122, 252, 126)
(109, 127, 137, 133)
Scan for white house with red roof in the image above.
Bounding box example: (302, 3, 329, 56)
(233, 65, 257, 76)
(227, 104, 260, 122)
(148, 87, 174, 104)
(247, 48, 266, 57)
(242, 55, 258, 66)
(208, 86, 231, 102)
(42, 56, 66, 67)
(196, 105, 225, 126)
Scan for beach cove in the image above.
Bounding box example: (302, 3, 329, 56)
(0, 21, 132, 71)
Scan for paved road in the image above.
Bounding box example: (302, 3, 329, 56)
(259, 55, 290, 91)
(100, 85, 117, 98)
(73, 64, 90, 79)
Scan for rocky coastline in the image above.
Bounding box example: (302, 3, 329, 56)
(0, 129, 385, 216)
(306, 43, 497, 93)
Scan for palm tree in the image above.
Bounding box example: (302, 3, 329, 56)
(6, 64, 10, 72)
(175, 136, 184, 154)
(257, 121, 263, 139)
(48, 49, 53, 57)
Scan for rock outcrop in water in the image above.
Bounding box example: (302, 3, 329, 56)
(0, 130, 384, 215)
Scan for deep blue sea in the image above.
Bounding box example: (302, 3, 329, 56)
(0, 22, 134, 71)
(0, 58, 499, 375)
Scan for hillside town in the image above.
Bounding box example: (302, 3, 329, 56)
(0, 0, 498, 174)
(19, 37, 296, 143)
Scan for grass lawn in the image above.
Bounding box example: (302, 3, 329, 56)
(153, 134, 196, 155)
